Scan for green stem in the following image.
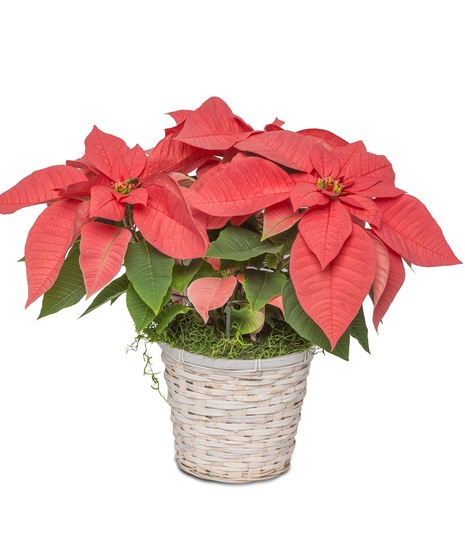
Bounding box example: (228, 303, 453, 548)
(123, 207, 140, 242)
(275, 256, 290, 273)
(225, 303, 232, 339)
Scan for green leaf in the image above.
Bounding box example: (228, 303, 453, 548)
(124, 240, 174, 314)
(160, 281, 175, 308)
(350, 306, 370, 354)
(172, 259, 203, 293)
(218, 255, 266, 271)
(243, 270, 287, 311)
(80, 274, 129, 317)
(268, 228, 298, 256)
(126, 283, 156, 331)
(264, 253, 279, 269)
(229, 306, 265, 335)
(172, 259, 218, 292)
(282, 280, 350, 360)
(153, 304, 191, 333)
(206, 226, 282, 261)
(39, 242, 86, 318)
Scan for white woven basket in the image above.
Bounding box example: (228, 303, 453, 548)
(160, 343, 314, 483)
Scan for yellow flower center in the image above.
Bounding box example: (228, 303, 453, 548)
(317, 176, 344, 196)
(112, 178, 139, 195)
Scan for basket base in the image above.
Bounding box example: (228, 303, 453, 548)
(175, 458, 292, 483)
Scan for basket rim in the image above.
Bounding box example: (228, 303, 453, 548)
(159, 342, 315, 371)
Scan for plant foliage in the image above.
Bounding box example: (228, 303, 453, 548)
(0, 97, 461, 359)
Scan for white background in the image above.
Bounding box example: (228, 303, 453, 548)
(1, 1, 464, 557)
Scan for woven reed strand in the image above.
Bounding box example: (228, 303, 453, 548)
(161, 344, 313, 483)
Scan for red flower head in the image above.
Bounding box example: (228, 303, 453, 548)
(0, 126, 210, 306)
(184, 122, 460, 350)
(0, 97, 460, 353)
(65, 125, 209, 261)
(287, 140, 460, 348)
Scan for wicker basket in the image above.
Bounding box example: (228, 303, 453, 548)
(160, 343, 314, 483)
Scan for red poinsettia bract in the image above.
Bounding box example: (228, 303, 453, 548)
(0, 96, 461, 353)
(0, 126, 209, 306)
(183, 112, 461, 349)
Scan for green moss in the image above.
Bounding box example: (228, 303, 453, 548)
(140, 311, 314, 360)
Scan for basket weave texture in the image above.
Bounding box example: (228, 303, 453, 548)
(161, 344, 314, 483)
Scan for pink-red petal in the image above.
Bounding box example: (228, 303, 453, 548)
(298, 202, 353, 269)
(367, 232, 391, 307)
(144, 133, 216, 176)
(187, 276, 237, 323)
(84, 126, 130, 181)
(24, 199, 83, 307)
(298, 128, 349, 148)
(166, 109, 192, 127)
(0, 166, 87, 214)
(117, 144, 147, 181)
(89, 185, 126, 221)
(264, 118, 285, 131)
(189, 157, 296, 217)
(290, 180, 329, 211)
(134, 175, 209, 259)
(79, 222, 132, 297)
(310, 143, 342, 179)
(290, 225, 376, 348)
(175, 97, 253, 150)
(235, 130, 316, 172)
(374, 194, 462, 266)
(336, 141, 401, 197)
(262, 199, 302, 239)
(341, 194, 382, 227)
(372, 247, 406, 331)
(268, 294, 284, 313)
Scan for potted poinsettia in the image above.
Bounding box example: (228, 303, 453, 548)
(0, 96, 461, 483)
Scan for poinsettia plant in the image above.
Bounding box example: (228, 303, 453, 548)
(0, 97, 461, 360)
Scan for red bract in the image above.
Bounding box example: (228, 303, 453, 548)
(181, 102, 461, 350)
(235, 131, 318, 172)
(189, 156, 297, 217)
(0, 125, 210, 306)
(290, 224, 377, 348)
(373, 194, 461, 267)
(262, 199, 302, 240)
(175, 96, 254, 150)
(187, 276, 237, 323)
(0, 166, 88, 214)
(24, 198, 86, 307)
(145, 96, 254, 176)
(277, 141, 402, 345)
(290, 140, 458, 346)
(79, 222, 132, 298)
(235, 127, 349, 172)
(290, 141, 402, 213)
(0, 97, 461, 358)
(70, 126, 209, 261)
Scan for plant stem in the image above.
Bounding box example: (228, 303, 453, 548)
(123, 207, 140, 242)
(225, 303, 232, 339)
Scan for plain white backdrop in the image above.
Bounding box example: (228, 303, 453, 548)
(1, 1, 464, 557)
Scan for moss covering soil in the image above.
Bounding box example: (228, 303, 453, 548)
(140, 311, 314, 360)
